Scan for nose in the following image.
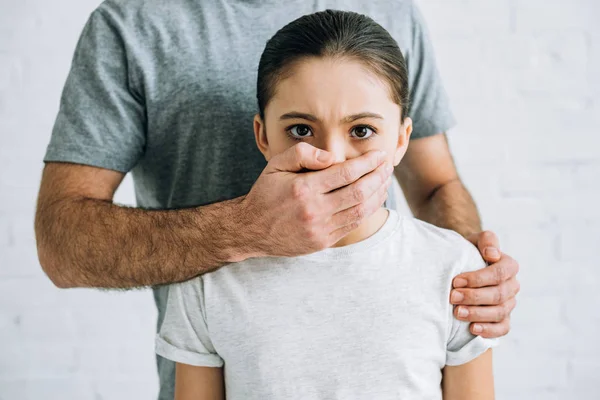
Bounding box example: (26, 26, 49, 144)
(317, 136, 347, 164)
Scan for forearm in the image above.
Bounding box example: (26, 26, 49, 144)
(413, 179, 481, 238)
(442, 349, 494, 399)
(35, 196, 248, 288)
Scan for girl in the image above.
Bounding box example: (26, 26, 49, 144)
(156, 10, 495, 400)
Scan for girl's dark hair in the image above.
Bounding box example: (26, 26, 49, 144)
(257, 10, 410, 120)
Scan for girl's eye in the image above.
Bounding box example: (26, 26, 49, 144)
(351, 126, 375, 139)
(288, 125, 313, 139)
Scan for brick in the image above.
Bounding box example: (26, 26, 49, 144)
(90, 378, 158, 400)
(0, 377, 94, 400)
(494, 350, 568, 390)
(71, 307, 153, 341)
(0, 215, 9, 247)
(0, 279, 63, 312)
(480, 197, 553, 229)
(499, 164, 594, 198)
(0, 342, 78, 378)
(515, 0, 597, 32)
(503, 228, 566, 294)
(570, 359, 600, 395)
(0, 54, 22, 91)
(76, 344, 157, 378)
(0, 309, 75, 344)
(559, 226, 599, 262)
(496, 390, 570, 400)
(510, 31, 590, 95)
(510, 294, 563, 328)
(0, 246, 44, 278)
(7, 214, 36, 249)
(420, 0, 512, 36)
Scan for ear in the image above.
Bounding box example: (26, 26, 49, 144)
(253, 114, 271, 161)
(393, 117, 412, 166)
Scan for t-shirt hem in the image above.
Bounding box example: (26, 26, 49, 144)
(445, 336, 497, 366)
(44, 143, 138, 173)
(155, 336, 224, 367)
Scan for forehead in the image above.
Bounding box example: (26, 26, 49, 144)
(267, 57, 400, 119)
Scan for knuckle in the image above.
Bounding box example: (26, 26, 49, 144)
(499, 304, 509, 320)
(468, 290, 478, 304)
(495, 287, 506, 304)
(301, 210, 316, 224)
(496, 308, 505, 322)
(494, 264, 507, 283)
(515, 279, 521, 294)
(351, 204, 366, 221)
(510, 257, 520, 273)
(291, 179, 310, 200)
(481, 230, 495, 242)
(472, 273, 484, 288)
(294, 142, 309, 156)
(468, 307, 478, 319)
(339, 165, 355, 185)
(503, 319, 511, 335)
(345, 221, 361, 233)
(351, 185, 366, 203)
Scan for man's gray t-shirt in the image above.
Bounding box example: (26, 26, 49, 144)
(44, 0, 456, 397)
(156, 210, 495, 399)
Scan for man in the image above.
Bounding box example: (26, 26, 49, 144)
(34, 0, 520, 399)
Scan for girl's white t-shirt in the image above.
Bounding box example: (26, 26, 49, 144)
(156, 209, 496, 400)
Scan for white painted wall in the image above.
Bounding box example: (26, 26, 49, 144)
(1, 0, 598, 398)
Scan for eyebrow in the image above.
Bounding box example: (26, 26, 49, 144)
(279, 112, 384, 123)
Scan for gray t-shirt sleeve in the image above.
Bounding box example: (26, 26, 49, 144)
(405, 3, 456, 139)
(445, 243, 498, 366)
(44, 8, 146, 173)
(155, 279, 224, 368)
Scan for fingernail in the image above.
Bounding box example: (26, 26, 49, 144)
(451, 291, 464, 303)
(454, 278, 468, 288)
(484, 247, 500, 259)
(473, 324, 483, 334)
(457, 307, 468, 318)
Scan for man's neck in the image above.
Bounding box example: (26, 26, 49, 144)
(332, 208, 390, 248)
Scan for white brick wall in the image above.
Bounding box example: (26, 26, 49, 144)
(0, 0, 598, 398)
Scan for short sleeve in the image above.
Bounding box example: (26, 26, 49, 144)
(44, 8, 146, 173)
(155, 279, 224, 367)
(405, 3, 456, 139)
(445, 243, 498, 366)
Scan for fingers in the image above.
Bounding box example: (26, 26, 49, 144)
(312, 150, 389, 193)
(470, 317, 511, 338)
(268, 142, 335, 173)
(328, 181, 389, 243)
(326, 162, 392, 214)
(468, 230, 501, 263)
(453, 253, 520, 288)
(454, 297, 517, 323)
(450, 276, 520, 306)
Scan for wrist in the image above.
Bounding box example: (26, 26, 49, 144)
(208, 195, 258, 263)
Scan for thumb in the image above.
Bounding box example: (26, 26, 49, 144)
(267, 142, 334, 173)
(469, 230, 501, 263)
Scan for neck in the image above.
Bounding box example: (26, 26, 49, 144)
(332, 208, 390, 248)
